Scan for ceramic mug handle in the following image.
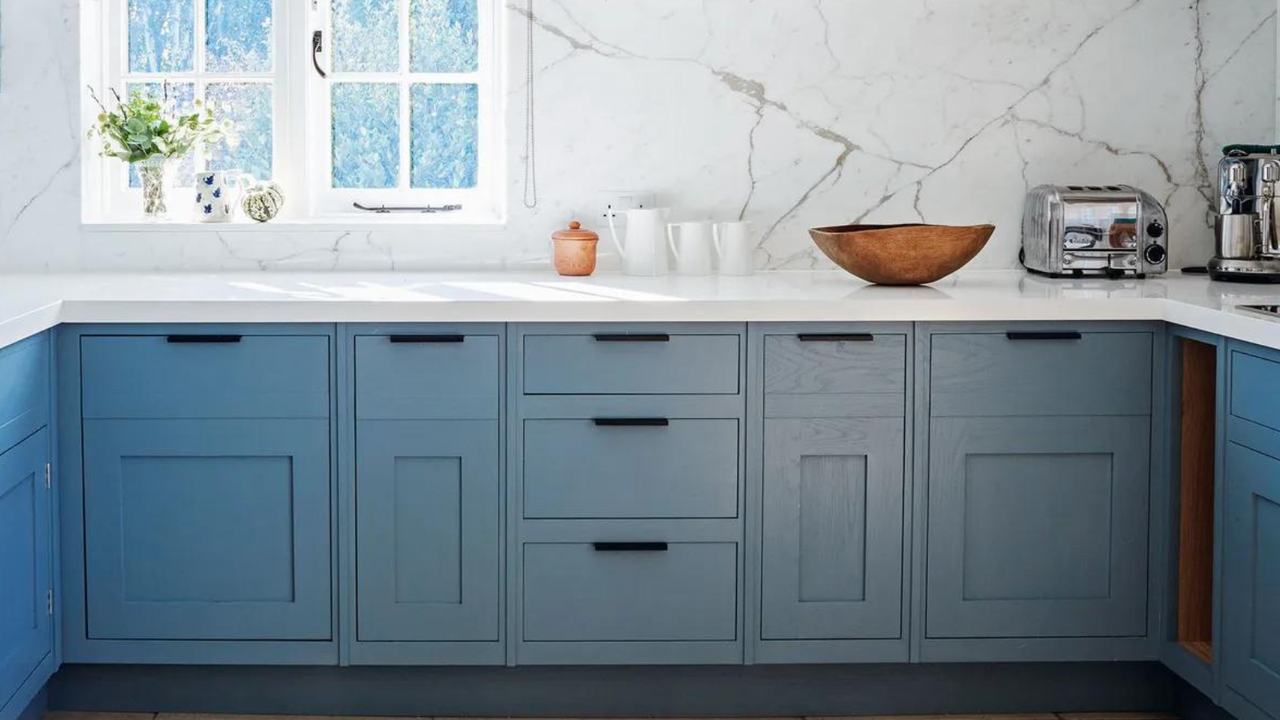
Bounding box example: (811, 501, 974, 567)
(666, 224, 682, 262)
(712, 223, 723, 259)
(606, 212, 625, 255)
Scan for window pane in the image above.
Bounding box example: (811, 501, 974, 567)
(207, 83, 273, 181)
(410, 83, 477, 189)
(332, 83, 400, 189)
(332, 0, 399, 72)
(205, 0, 273, 73)
(126, 82, 196, 188)
(128, 0, 194, 72)
(410, 0, 478, 73)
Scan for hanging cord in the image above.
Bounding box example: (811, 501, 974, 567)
(522, 0, 538, 209)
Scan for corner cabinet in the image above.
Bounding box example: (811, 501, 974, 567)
(0, 333, 55, 720)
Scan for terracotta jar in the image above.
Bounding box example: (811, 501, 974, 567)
(552, 221, 599, 276)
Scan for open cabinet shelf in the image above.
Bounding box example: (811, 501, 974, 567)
(1176, 337, 1217, 666)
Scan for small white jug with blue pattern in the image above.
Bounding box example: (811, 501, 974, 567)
(193, 171, 237, 222)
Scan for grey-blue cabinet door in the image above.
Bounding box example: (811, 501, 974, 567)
(1222, 442, 1280, 719)
(0, 430, 52, 717)
(927, 416, 1150, 639)
(761, 418, 904, 640)
(82, 419, 332, 641)
(356, 420, 500, 642)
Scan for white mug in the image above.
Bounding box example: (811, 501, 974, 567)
(193, 171, 237, 223)
(714, 221, 756, 276)
(608, 207, 671, 276)
(667, 222, 714, 276)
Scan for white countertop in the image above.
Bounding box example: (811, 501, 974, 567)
(2, 270, 1280, 350)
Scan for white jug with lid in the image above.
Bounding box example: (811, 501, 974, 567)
(608, 208, 671, 276)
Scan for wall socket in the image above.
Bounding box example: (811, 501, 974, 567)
(595, 191, 656, 227)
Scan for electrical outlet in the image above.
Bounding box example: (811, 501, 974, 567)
(596, 191, 655, 227)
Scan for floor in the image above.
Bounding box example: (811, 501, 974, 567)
(42, 713, 1183, 720)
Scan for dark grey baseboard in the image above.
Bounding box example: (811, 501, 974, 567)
(50, 662, 1180, 717)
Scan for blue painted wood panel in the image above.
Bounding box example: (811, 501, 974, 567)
(0, 335, 49, 456)
(1231, 349, 1280, 436)
(82, 419, 332, 640)
(522, 542, 738, 642)
(927, 416, 1150, 640)
(81, 335, 329, 419)
(522, 333, 740, 395)
(761, 418, 903, 641)
(354, 334, 500, 420)
(763, 333, 906, 419)
(930, 331, 1152, 417)
(1222, 441, 1280, 720)
(523, 419, 739, 519)
(355, 420, 500, 643)
(0, 430, 51, 720)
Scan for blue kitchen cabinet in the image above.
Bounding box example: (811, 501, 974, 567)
(1220, 342, 1280, 720)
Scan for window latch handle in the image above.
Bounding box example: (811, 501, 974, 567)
(312, 31, 328, 79)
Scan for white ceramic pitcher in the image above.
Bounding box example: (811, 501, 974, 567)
(714, 221, 756, 276)
(608, 208, 671, 276)
(667, 221, 714, 276)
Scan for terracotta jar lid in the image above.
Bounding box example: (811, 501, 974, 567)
(553, 221, 598, 242)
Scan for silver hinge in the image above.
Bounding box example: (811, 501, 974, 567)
(44, 462, 51, 490)
(46, 589, 54, 616)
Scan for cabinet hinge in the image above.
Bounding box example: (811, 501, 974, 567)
(46, 589, 54, 616)
(44, 462, 51, 490)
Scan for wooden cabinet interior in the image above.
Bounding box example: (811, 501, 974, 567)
(1177, 337, 1216, 665)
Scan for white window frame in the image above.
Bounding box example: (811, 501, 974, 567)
(84, 0, 504, 225)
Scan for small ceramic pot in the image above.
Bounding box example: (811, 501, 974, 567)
(552, 221, 599, 276)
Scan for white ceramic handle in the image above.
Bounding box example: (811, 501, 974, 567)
(606, 211, 624, 255)
(666, 224, 681, 261)
(712, 223, 723, 258)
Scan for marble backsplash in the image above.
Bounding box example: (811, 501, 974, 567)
(0, 0, 1275, 272)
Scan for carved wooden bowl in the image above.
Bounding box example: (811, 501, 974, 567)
(809, 223, 995, 285)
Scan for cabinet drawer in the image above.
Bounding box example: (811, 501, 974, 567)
(355, 334, 499, 420)
(764, 333, 906, 417)
(0, 333, 49, 454)
(522, 542, 737, 642)
(1230, 348, 1280, 434)
(523, 418, 739, 519)
(81, 334, 329, 419)
(523, 333, 740, 395)
(930, 330, 1152, 416)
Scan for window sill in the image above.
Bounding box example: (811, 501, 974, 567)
(81, 215, 509, 233)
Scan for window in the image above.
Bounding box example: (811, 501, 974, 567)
(86, 0, 501, 223)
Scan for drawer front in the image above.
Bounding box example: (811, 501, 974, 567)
(523, 333, 740, 395)
(1231, 348, 1280, 434)
(523, 419, 739, 519)
(355, 334, 499, 420)
(764, 333, 906, 417)
(82, 334, 330, 419)
(0, 334, 49, 455)
(931, 330, 1152, 417)
(522, 542, 737, 642)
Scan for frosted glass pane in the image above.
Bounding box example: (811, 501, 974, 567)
(410, 0, 478, 73)
(129, 0, 194, 72)
(207, 83, 273, 181)
(127, 82, 195, 188)
(411, 84, 478, 189)
(206, 0, 273, 72)
(332, 0, 399, 72)
(332, 83, 400, 189)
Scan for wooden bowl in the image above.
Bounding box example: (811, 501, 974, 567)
(809, 223, 995, 285)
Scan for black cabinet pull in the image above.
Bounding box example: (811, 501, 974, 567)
(166, 335, 242, 344)
(1006, 331, 1083, 341)
(592, 334, 670, 343)
(797, 333, 874, 343)
(389, 335, 466, 344)
(593, 542, 669, 552)
(592, 418, 670, 427)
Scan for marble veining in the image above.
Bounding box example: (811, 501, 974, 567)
(0, 0, 1274, 271)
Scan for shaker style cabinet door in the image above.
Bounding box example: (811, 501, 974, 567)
(926, 416, 1150, 640)
(1222, 442, 1280, 720)
(355, 421, 500, 643)
(0, 430, 52, 720)
(761, 418, 905, 640)
(82, 419, 333, 641)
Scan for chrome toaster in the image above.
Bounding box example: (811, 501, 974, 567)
(1022, 185, 1168, 278)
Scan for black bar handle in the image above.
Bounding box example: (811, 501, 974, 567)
(797, 333, 875, 343)
(592, 334, 670, 343)
(389, 335, 466, 344)
(592, 418, 670, 427)
(1006, 331, 1083, 341)
(166, 335, 243, 344)
(593, 542, 669, 552)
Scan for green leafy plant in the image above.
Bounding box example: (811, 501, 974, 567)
(87, 83, 236, 164)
